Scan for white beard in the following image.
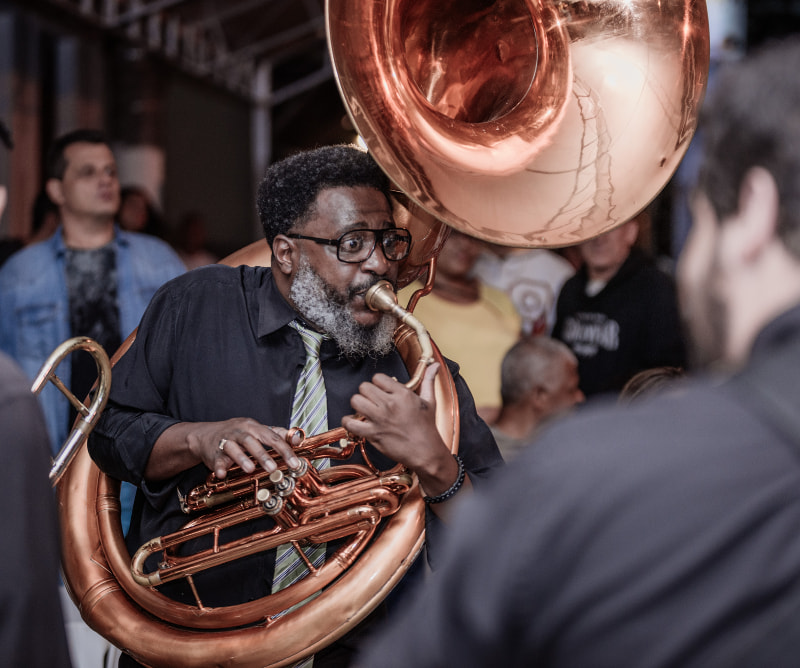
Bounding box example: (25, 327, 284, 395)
(289, 259, 397, 358)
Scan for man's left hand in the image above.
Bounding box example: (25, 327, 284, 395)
(344, 363, 468, 510)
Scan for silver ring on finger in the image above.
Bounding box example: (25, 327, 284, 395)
(218, 437, 228, 452)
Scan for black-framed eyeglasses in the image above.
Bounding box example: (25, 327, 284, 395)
(285, 227, 412, 263)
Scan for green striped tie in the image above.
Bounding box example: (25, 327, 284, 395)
(271, 321, 330, 666)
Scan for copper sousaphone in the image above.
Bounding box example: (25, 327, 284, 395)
(52, 1, 710, 666)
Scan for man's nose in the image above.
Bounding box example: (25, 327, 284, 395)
(361, 241, 391, 274)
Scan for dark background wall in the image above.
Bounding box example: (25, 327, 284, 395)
(164, 72, 257, 257)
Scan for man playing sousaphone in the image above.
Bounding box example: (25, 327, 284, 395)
(89, 144, 504, 667)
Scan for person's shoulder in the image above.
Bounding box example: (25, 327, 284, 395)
(145, 265, 268, 324)
(0, 238, 57, 285)
(529, 381, 717, 465)
(167, 263, 271, 293)
(0, 236, 55, 266)
(556, 269, 585, 298)
(633, 262, 679, 303)
(623, 249, 674, 283)
(0, 350, 32, 403)
(120, 230, 183, 259)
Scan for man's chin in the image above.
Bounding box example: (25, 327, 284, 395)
(350, 307, 383, 329)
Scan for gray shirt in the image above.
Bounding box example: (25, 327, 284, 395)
(357, 304, 800, 668)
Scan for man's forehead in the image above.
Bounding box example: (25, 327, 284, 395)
(308, 186, 393, 229)
(65, 142, 115, 164)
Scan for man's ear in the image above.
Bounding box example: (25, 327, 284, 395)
(45, 178, 64, 207)
(0, 185, 6, 220)
(529, 385, 548, 411)
(734, 166, 780, 263)
(623, 218, 640, 248)
(271, 235, 297, 276)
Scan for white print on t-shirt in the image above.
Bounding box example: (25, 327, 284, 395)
(562, 313, 620, 357)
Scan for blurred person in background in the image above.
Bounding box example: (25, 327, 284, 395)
(118, 184, 168, 240)
(553, 210, 687, 398)
(0, 128, 185, 668)
(0, 120, 71, 666)
(473, 243, 575, 337)
(399, 229, 521, 416)
(173, 210, 218, 269)
(488, 336, 583, 460)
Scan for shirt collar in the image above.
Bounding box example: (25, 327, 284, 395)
(52, 224, 127, 256)
(749, 302, 800, 362)
(254, 269, 301, 339)
(251, 268, 383, 363)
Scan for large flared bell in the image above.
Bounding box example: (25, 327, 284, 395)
(327, 0, 710, 247)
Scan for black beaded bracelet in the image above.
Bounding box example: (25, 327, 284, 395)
(423, 453, 465, 504)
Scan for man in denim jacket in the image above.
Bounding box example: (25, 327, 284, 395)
(0, 129, 185, 530)
(0, 128, 184, 667)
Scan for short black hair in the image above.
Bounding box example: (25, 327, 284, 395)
(46, 129, 111, 180)
(256, 144, 392, 246)
(0, 120, 12, 150)
(31, 189, 59, 234)
(697, 36, 800, 258)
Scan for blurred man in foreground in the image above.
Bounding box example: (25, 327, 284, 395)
(0, 119, 72, 667)
(356, 37, 800, 668)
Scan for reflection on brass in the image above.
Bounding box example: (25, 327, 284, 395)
(54, 258, 460, 667)
(327, 0, 710, 247)
(365, 279, 435, 388)
(30, 336, 111, 485)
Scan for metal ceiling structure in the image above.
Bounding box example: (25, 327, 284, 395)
(20, 1, 800, 108)
(30, 0, 332, 104)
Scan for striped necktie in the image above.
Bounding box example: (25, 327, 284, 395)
(271, 321, 330, 667)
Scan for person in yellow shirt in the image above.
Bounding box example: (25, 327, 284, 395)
(400, 229, 520, 415)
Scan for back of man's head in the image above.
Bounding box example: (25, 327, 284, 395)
(698, 36, 800, 259)
(500, 336, 576, 407)
(256, 144, 391, 246)
(46, 129, 110, 181)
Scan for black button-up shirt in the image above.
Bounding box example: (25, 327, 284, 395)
(89, 264, 503, 606)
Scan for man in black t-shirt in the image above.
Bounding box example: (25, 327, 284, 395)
(553, 212, 687, 398)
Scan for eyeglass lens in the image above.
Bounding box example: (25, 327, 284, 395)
(338, 229, 410, 262)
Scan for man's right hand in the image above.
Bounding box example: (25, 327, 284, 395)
(145, 418, 303, 481)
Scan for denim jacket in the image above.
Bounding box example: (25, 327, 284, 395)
(0, 226, 185, 529)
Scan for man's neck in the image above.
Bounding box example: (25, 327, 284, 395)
(492, 404, 540, 440)
(724, 248, 800, 368)
(61, 215, 115, 250)
(586, 263, 621, 284)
